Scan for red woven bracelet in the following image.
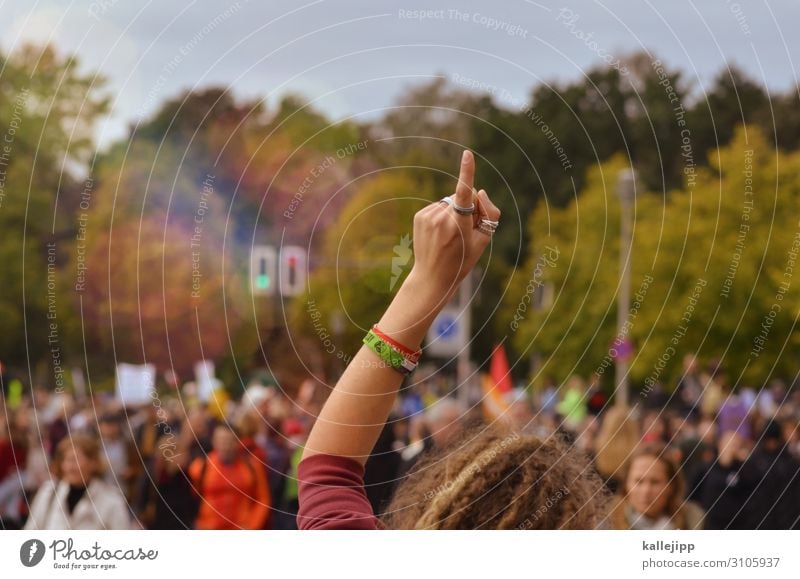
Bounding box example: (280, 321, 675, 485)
(372, 324, 422, 362)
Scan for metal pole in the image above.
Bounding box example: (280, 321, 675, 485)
(616, 169, 636, 407)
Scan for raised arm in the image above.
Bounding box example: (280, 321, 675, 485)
(302, 150, 500, 464)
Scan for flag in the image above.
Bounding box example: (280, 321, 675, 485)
(481, 343, 512, 420)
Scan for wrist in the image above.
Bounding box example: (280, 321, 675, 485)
(377, 270, 448, 350)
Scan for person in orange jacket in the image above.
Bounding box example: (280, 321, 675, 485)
(189, 424, 270, 530)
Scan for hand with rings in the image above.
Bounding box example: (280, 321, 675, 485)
(406, 150, 501, 302)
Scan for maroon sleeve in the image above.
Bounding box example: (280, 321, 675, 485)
(297, 453, 378, 530)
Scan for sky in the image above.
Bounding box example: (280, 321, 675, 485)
(1, 0, 798, 149)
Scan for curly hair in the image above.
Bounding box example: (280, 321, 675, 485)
(382, 422, 609, 529)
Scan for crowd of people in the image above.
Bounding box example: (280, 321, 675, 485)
(334, 357, 800, 530)
(0, 382, 316, 530)
(1, 356, 799, 530)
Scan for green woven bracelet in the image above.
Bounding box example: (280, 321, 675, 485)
(363, 329, 409, 372)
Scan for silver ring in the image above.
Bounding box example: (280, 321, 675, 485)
(479, 218, 499, 227)
(439, 196, 475, 215)
(477, 224, 495, 236)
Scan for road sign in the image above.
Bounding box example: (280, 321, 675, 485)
(426, 306, 468, 358)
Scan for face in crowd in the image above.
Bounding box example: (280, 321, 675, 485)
(60, 446, 100, 486)
(212, 426, 240, 463)
(625, 454, 672, 518)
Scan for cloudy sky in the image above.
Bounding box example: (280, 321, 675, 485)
(2, 0, 798, 148)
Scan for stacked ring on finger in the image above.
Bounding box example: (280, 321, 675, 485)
(477, 217, 499, 236)
(439, 196, 475, 215)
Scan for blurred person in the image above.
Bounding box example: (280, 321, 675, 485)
(0, 409, 29, 528)
(697, 414, 718, 447)
(641, 381, 670, 411)
(505, 390, 535, 431)
(236, 407, 272, 525)
(747, 421, 800, 528)
(641, 410, 669, 445)
(391, 416, 411, 451)
(25, 433, 131, 529)
(399, 415, 426, 467)
(426, 397, 465, 448)
(12, 407, 50, 496)
(757, 380, 784, 419)
(717, 383, 754, 441)
(236, 410, 269, 488)
(272, 418, 307, 530)
(188, 424, 270, 530)
(536, 378, 559, 415)
(0, 410, 27, 483)
(137, 405, 212, 528)
(297, 151, 609, 529)
(556, 375, 588, 432)
(137, 432, 198, 529)
(696, 431, 760, 529)
(97, 412, 137, 499)
(399, 397, 464, 475)
(676, 353, 703, 416)
(363, 420, 401, 515)
(531, 412, 559, 439)
(573, 415, 600, 454)
(593, 405, 640, 493)
(676, 415, 717, 500)
(45, 394, 74, 458)
(608, 444, 704, 529)
(699, 362, 726, 418)
(781, 418, 800, 461)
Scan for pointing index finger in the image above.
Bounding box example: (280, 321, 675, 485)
(454, 150, 475, 209)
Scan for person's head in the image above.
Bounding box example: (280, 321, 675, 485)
(53, 434, 105, 486)
(185, 405, 210, 438)
(641, 411, 667, 438)
(383, 423, 608, 529)
(211, 425, 240, 463)
(98, 413, 122, 440)
(235, 409, 260, 439)
(717, 430, 748, 464)
(620, 444, 684, 523)
(697, 414, 717, 444)
(424, 398, 465, 447)
(565, 375, 586, 393)
(760, 421, 785, 453)
(505, 392, 534, 430)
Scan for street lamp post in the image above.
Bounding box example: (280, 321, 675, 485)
(616, 168, 637, 408)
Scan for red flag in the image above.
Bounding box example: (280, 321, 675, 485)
(481, 344, 512, 420)
(490, 343, 513, 394)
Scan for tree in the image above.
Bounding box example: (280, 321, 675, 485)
(510, 126, 800, 390)
(0, 44, 108, 383)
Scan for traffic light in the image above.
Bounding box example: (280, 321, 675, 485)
(279, 245, 307, 296)
(251, 245, 277, 296)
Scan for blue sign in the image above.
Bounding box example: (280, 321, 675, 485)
(434, 314, 458, 339)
